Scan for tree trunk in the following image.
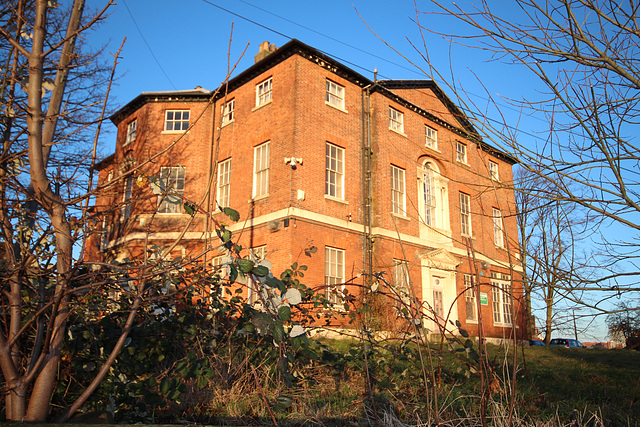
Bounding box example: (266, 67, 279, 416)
(19, 0, 73, 420)
(544, 289, 554, 344)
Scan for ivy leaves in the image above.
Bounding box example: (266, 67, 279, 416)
(222, 207, 240, 221)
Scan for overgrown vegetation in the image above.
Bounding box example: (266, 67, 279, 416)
(49, 286, 640, 426)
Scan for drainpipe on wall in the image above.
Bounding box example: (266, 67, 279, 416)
(205, 94, 218, 264)
(361, 73, 377, 294)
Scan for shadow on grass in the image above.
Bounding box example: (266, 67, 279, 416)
(552, 347, 640, 370)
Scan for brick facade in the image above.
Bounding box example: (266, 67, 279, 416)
(86, 39, 525, 339)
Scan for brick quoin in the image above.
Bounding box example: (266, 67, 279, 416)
(86, 39, 525, 340)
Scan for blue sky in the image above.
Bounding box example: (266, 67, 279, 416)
(87, 1, 542, 169)
(84, 0, 621, 341)
(87, 0, 520, 138)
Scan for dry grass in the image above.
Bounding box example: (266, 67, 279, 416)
(149, 339, 640, 426)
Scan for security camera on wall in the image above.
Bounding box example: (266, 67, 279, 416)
(284, 157, 303, 169)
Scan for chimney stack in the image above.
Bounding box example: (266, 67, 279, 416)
(254, 41, 277, 63)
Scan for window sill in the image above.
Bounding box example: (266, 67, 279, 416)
(425, 144, 440, 153)
(325, 101, 348, 114)
(494, 323, 514, 328)
(162, 130, 190, 135)
(250, 194, 269, 202)
(324, 194, 348, 204)
(220, 119, 235, 128)
(424, 223, 450, 232)
(389, 127, 407, 137)
(392, 213, 410, 221)
(252, 99, 272, 112)
(321, 303, 349, 313)
(456, 159, 470, 166)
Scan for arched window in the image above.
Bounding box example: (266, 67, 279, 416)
(418, 160, 450, 240)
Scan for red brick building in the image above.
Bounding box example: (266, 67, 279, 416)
(87, 39, 525, 339)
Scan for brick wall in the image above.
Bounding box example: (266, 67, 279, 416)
(86, 41, 524, 339)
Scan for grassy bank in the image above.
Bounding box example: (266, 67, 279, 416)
(148, 338, 640, 426)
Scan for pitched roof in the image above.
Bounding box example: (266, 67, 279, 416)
(108, 39, 516, 163)
(110, 87, 212, 125)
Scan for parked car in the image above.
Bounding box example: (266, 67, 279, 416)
(529, 339, 546, 347)
(549, 338, 585, 348)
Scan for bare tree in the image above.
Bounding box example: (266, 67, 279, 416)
(0, 0, 127, 421)
(0, 3, 247, 420)
(515, 167, 591, 342)
(409, 0, 640, 310)
(606, 301, 640, 349)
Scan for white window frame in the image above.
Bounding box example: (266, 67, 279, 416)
(419, 161, 450, 234)
(492, 273, 512, 326)
(460, 192, 471, 236)
(325, 143, 344, 199)
(423, 163, 437, 227)
(326, 79, 345, 109)
(247, 246, 267, 304)
(157, 166, 186, 214)
(389, 107, 404, 133)
(100, 214, 109, 251)
(121, 176, 133, 220)
(212, 255, 224, 270)
(456, 141, 467, 163)
(391, 165, 406, 216)
(393, 259, 411, 316)
(432, 277, 444, 320)
(164, 110, 190, 132)
(325, 247, 345, 305)
(425, 125, 437, 149)
(221, 99, 235, 125)
(125, 119, 137, 145)
(212, 253, 229, 280)
(256, 77, 273, 107)
(253, 142, 270, 199)
(489, 160, 499, 180)
(393, 260, 410, 291)
(217, 158, 231, 209)
(464, 274, 477, 322)
(100, 171, 114, 251)
(493, 208, 504, 247)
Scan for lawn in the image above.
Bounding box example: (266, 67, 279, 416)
(516, 346, 640, 425)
